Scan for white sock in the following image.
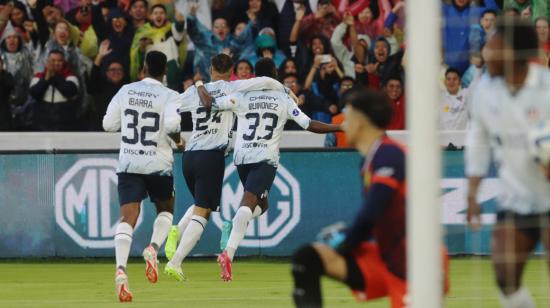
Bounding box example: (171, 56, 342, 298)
(150, 212, 173, 250)
(251, 206, 262, 218)
(177, 205, 195, 237)
(170, 215, 208, 267)
(499, 287, 535, 308)
(115, 222, 133, 270)
(225, 207, 253, 261)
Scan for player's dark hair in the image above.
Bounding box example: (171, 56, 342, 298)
(342, 88, 392, 129)
(495, 17, 539, 60)
(150, 3, 166, 13)
(145, 51, 167, 78)
(445, 67, 461, 78)
(211, 53, 234, 74)
(255, 58, 277, 79)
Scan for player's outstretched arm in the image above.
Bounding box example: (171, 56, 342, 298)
(306, 120, 342, 134)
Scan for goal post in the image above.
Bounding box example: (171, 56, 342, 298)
(406, 0, 443, 307)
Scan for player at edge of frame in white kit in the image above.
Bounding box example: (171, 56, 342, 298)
(465, 18, 550, 308)
(102, 51, 184, 302)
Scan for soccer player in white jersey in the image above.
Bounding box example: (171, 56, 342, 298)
(466, 18, 550, 308)
(163, 54, 291, 281)
(103, 51, 183, 302)
(212, 58, 342, 281)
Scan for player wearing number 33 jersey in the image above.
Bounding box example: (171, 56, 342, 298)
(213, 59, 342, 281)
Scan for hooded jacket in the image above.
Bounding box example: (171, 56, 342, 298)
(0, 28, 34, 107)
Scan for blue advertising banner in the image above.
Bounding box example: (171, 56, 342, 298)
(0, 151, 498, 258)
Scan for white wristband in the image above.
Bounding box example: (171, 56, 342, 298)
(195, 80, 204, 87)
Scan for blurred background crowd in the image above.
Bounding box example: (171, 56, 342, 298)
(0, 0, 547, 140)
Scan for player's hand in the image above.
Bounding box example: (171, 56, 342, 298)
(176, 137, 186, 151)
(466, 193, 481, 230)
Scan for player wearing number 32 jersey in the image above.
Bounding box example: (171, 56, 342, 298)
(212, 58, 342, 281)
(103, 51, 183, 302)
(164, 54, 291, 281)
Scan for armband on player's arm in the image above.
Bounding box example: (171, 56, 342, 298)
(306, 120, 342, 134)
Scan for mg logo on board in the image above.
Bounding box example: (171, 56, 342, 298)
(212, 163, 301, 247)
(55, 158, 143, 248)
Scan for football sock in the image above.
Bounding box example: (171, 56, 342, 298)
(226, 207, 253, 260)
(251, 205, 262, 218)
(499, 287, 535, 308)
(292, 245, 324, 308)
(150, 212, 173, 251)
(115, 222, 133, 271)
(177, 205, 195, 238)
(170, 215, 208, 266)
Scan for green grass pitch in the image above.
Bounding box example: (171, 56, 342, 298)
(0, 258, 548, 307)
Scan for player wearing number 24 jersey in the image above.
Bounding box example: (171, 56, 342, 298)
(103, 51, 183, 302)
(163, 54, 291, 281)
(211, 58, 342, 281)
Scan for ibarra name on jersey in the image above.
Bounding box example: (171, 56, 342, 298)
(129, 97, 153, 108)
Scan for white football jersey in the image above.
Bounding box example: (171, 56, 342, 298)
(439, 88, 469, 130)
(216, 90, 311, 166)
(103, 78, 181, 175)
(465, 65, 550, 214)
(176, 77, 288, 151)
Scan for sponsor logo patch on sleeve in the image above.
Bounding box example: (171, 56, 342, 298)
(292, 109, 300, 116)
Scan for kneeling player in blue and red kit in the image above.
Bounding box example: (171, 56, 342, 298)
(291, 88, 449, 308)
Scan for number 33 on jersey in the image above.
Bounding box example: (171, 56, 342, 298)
(103, 78, 182, 175)
(215, 90, 311, 167)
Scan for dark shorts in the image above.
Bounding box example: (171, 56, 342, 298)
(182, 150, 225, 211)
(117, 173, 174, 205)
(496, 210, 550, 242)
(236, 162, 277, 199)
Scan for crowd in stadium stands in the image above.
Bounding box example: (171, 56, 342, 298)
(0, 0, 547, 137)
